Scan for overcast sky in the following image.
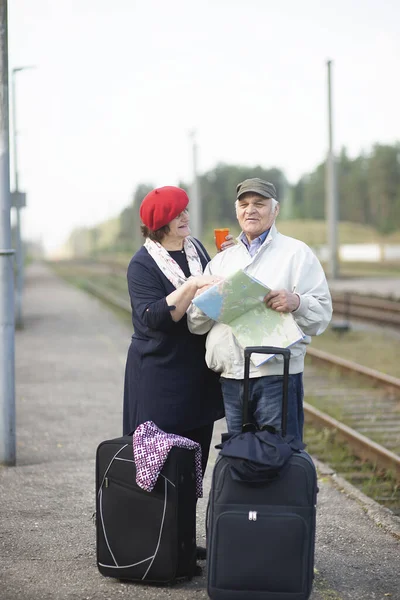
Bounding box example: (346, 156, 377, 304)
(8, 0, 400, 254)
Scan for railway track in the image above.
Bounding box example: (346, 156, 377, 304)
(58, 260, 400, 329)
(52, 262, 400, 515)
(303, 362, 400, 515)
(332, 290, 400, 328)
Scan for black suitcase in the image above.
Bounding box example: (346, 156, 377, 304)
(207, 347, 317, 600)
(96, 435, 197, 584)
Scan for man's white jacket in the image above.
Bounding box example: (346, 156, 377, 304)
(187, 224, 332, 379)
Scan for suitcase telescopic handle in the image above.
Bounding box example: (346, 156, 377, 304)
(243, 346, 290, 437)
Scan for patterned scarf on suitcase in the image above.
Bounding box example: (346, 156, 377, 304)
(133, 421, 203, 498)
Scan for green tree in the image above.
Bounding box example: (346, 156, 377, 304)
(366, 144, 400, 233)
(338, 151, 369, 225)
(198, 163, 286, 228)
(292, 162, 325, 220)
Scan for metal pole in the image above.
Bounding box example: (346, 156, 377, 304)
(326, 60, 339, 279)
(11, 68, 23, 327)
(189, 130, 201, 239)
(0, 0, 16, 465)
(11, 70, 18, 189)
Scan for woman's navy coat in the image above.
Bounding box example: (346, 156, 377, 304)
(123, 240, 223, 436)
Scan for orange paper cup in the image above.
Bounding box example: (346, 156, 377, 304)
(214, 228, 230, 251)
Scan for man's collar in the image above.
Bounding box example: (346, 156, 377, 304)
(239, 228, 270, 248)
(258, 229, 270, 244)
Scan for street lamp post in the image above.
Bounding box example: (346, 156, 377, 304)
(11, 65, 34, 328)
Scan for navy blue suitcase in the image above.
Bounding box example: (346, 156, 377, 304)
(207, 347, 317, 600)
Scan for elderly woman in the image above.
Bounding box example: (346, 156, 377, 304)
(123, 186, 226, 486)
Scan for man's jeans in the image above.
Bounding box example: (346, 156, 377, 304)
(220, 373, 304, 440)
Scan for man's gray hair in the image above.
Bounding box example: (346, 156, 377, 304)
(271, 198, 279, 211)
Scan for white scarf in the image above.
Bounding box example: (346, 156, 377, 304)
(144, 237, 204, 289)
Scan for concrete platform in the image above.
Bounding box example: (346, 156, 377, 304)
(1, 263, 399, 600)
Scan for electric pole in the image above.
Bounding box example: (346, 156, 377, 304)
(0, 0, 16, 465)
(326, 59, 339, 279)
(189, 130, 201, 239)
(11, 66, 33, 328)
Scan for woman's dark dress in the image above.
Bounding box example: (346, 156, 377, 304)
(123, 240, 223, 445)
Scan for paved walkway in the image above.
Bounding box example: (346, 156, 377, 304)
(1, 263, 399, 600)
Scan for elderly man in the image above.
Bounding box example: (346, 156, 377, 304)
(187, 177, 332, 440)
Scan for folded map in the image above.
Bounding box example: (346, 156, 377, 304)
(192, 269, 304, 366)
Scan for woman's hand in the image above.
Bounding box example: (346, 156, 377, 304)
(167, 275, 223, 322)
(193, 274, 223, 289)
(192, 275, 224, 297)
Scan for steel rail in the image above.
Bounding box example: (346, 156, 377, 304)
(333, 303, 400, 326)
(331, 292, 400, 312)
(304, 402, 400, 482)
(332, 291, 400, 327)
(306, 347, 400, 391)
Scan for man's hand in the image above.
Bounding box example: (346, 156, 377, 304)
(264, 289, 300, 313)
(219, 234, 235, 251)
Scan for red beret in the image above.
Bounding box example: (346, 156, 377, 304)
(139, 186, 189, 231)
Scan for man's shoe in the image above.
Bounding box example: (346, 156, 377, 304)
(196, 546, 207, 560)
(194, 564, 203, 576)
